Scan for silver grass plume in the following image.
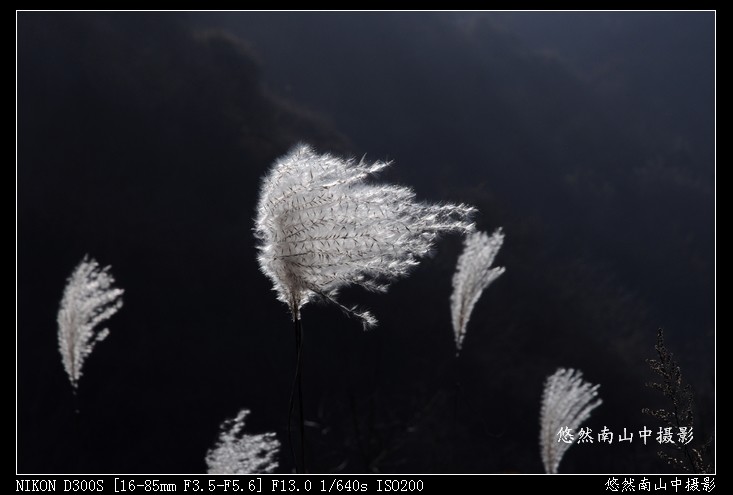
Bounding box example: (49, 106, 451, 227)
(57, 256, 124, 391)
(254, 144, 476, 327)
(206, 409, 280, 474)
(450, 228, 505, 354)
(540, 367, 602, 474)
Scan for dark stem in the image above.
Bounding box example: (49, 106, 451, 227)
(71, 387, 90, 471)
(287, 316, 306, 473)
(72, 387, 80, 415)
(452, 356, 460, 471)
(349, 395, 370, 470)
(296, 317, 307, 473)
(453, 358, 500, 442)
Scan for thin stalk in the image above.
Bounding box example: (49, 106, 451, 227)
(72, 388, 80, 415)
(287, 316, 306, 473)
(452, 356, 460, 471)
(296, 317, 307, 473)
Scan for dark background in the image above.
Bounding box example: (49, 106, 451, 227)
(17, 12, 715, 474)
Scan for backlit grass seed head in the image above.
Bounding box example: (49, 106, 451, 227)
(540, 368, 602, 474)
(450, 228, 505, 354)
(254, 144, 476, 327)
(57, 256, 124, 391)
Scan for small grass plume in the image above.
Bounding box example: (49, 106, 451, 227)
(57, 255, 124, 393)
(539, 367, 602, 474)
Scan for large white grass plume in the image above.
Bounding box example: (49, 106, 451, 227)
(540, 367, 602, 474)
(450, 228, 505, 355)
(57, 255, 124, 391)
(254, 144, 476, 328)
